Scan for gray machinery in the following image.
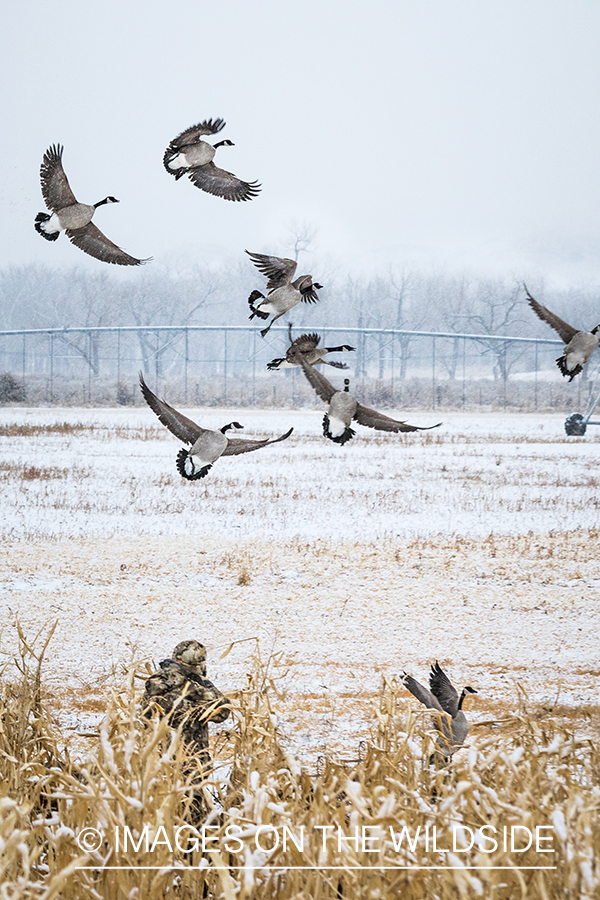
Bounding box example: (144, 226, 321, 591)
(564, 360, 600, 435)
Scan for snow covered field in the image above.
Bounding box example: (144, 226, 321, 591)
(1, 407, 599, 755)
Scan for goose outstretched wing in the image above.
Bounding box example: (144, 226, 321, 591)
(139, 374, 205, 444)
(40, 144, 77, 211)
(354, 403, 441, 433)
(295, 355, 338, 403)
(290, 333, 321, 353)
(429, 662, 459, 716)
(188, 163, 261, 202)
(67, 223, 149, 266)
(167, 118, 226, 150)
(221, 428, 293, 456)
(402, 673, 445, 714)
(525, 287, 578, 344)
(245, 251, 297, 289)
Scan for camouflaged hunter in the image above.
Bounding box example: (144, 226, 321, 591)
(142, 640, 230, 766)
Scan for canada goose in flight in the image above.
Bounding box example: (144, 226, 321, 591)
(34, 145, 149, 266)
(246, 251, 323, 337)
(525, 285, 600, 381)
(293, 353, 441, 444)
(402, 662, 477, 762)
(139, 374, 292, 480)
(267, 323, 355, 371)
(163, 118, 260, 202)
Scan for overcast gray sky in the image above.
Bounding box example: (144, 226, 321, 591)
(2, 0, 600, 284)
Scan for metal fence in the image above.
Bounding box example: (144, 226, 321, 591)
(0, 324, 589, 411)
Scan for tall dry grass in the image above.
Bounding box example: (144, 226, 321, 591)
(0, 634, 599, 899)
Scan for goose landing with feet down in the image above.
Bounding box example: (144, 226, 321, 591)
(246, 251, 323, 337)
(267, 323, 354, 370)
(293, 353, 441, 444)
(34, 145, 149, 266)
(402, 662, 477, 763)
(525, 284, 600, 381)
(139, 375, 292, 480)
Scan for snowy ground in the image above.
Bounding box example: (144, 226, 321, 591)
(1, 407, 599, 757)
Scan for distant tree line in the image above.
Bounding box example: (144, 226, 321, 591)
(1, 255, 599, 384)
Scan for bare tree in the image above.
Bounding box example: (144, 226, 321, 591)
(286, 220, 318, 262)
(124, 268, 217, 380)
(437, 273, 472, 380)
(453, 278, 527, 381)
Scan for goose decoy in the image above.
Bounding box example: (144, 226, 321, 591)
(163, 118, 260, 202)
(34, 145, 149, 266)
(139, 374, 292, 480)
(402, 662, 477, 762)
(246, 251, 323, 337)
(525, 285, 600, 381)
(292, 353, 441, 444)
(267, 323, 355, 371)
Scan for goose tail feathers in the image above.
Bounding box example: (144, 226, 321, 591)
(556, 355, 581, 381)
(248, 290, 269, 320)
(176, 448, 212, 481)
(34, 212, 59, 241)
(323, 415, 355, 445)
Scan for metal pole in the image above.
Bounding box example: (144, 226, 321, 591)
(184, 327, 189, 404)
(49, 332, 54, 404)
(361, 331, 366, 393)
(117, 328, 121, 389)
(462, 337, 466, 410)
(223, 329, 228, 404)
(88, 332, 92, 404)
(432, 336, 436, 409)
(155, 331, 159, 389)
(534, 341, 538, 410)
(502, 341, 508, 409)
(252, 331, 256, 405)
(390, 331, 395, 401)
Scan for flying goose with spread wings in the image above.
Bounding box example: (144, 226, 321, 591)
(246, 251, 323, 337)
(293, 353, 440, 444)
(163, 118, 260, 202)
(139, 374, 292, 480)
(525, 285, 600, 381)
(34, 145, 149, 266)
(402, 662, 477, 762)
(267, 324, 354, 370)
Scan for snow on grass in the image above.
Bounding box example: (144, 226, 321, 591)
(0, 407, 599, 756)
(1, 408, 599, 540)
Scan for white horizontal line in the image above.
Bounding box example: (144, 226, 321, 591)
(74, 865, 558, 871)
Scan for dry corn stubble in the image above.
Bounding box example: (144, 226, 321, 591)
(0, 631, 599, 899)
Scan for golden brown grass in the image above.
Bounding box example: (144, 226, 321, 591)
(0, 422, 90, 437)
(1, 634, 599, 899)
(0, 462, 72, 481)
